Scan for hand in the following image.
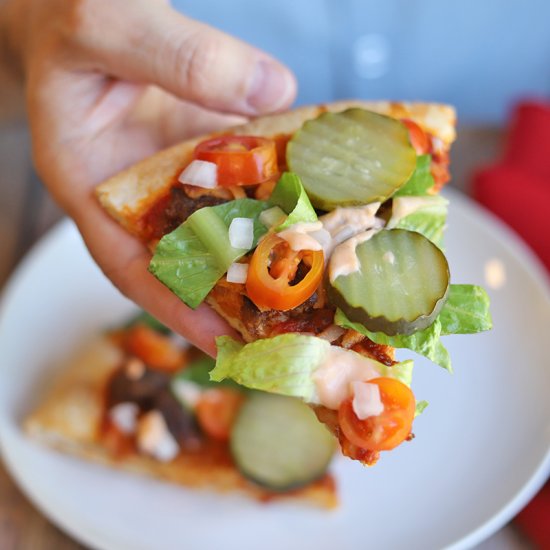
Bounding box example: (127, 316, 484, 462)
(1, 0, 296, 355)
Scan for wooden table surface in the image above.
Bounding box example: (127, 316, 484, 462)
(0, 72, 533, 549)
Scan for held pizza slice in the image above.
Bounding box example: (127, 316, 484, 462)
(25, 316, 338, 507)
(94, 100, 491, 466)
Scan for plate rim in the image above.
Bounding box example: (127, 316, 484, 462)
(0, 189, 549, 550)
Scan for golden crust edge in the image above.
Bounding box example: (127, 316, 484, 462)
(96, 100, 456, 228)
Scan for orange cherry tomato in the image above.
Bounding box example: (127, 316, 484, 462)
(402, 119, 431, 155)
(194, 135, 278, 187)
(246, 233, 324, 311)
(338, 377, 415, 451)
(195, 388, 245, 441)
(125, 324, 183, 372)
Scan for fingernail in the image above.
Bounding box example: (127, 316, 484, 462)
(247, 60, 295, 114)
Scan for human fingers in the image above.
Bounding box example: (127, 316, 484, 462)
(74, 193, 239, 356)
(129, 87, 248, 149)
(56, 0, 296, 116)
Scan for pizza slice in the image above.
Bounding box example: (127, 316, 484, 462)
(25, 313, 338, 507)
(94, 100, 492, 466)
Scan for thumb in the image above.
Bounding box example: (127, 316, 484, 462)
(77, 1, 296, 116)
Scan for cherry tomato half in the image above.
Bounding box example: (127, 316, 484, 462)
(402, 119, 431, 155)
(125, 324, 183, 372)
(195, 388, 244, 441)
(194, 135, 278, 187)
(246, 233, 324, 311)
(338, 377, 415, 451)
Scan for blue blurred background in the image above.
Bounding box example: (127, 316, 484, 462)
(175, 0, 549, 123)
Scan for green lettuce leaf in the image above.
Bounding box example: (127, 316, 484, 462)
(389, 195, 448, 248)
(268, 172, 318, 230)
(211, 334, 414, 403)
(334, 285, 492, 371)
(415, 400, 429, 416)
(334, 309, 452, 372)
(149, 198, 268, 308)
(394, 154, 434, 197)
(439, 284, 493, 335)
(172, 356, 242, 390)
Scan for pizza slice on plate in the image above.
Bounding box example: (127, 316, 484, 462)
(25, 313, 338, 506)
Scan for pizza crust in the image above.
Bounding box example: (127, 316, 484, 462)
(95, 100, 456, 237)
(24, 337, 337, 508)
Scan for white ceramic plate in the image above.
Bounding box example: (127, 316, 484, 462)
(1, 189, 549, 550)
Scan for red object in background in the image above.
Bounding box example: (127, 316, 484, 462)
(472, 99, 550, 547)
(503, 102, 550, 181)
(514, 483, 550, 549)
(472, 100, 550, 272)
(473, 165, 550, 271)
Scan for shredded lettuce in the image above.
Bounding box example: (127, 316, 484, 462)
(149, 173, 319, 310)
(172, 356, 242, 390)
(389, 155, 448, 247)
(439, 284, 493, 334)
(394, 154, 435, 197)
(268, 172, 318, 230)
(389, 195, 448, 248)
(334, 284, 492, 372)
(211, 334, 414, 403)
(149, 198, 268, 308)
(335, 309, 452, 372)
(415, 400, 429, 416)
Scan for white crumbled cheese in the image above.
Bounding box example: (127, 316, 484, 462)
(109, 402, 139, 435)
(351, 381, 384, 420)
(228, 217, 254, 249)
(226, 262, 249, 284)
(171, 380, 204, 409)
(137, 410, 179, 462)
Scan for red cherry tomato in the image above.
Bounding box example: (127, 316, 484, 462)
(338, 377, 415, 451)
(402, 119, 431, 155)
(194, 135, 278, 186)
(125, 324, 183, 372)
(195, 388, 244, 441)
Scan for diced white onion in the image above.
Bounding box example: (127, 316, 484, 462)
(178, 160, 218, 189)
(109, 402, 139, 434)
(317, 325, 346, 343)
(226, 262, 249, 284)
(137, 410, 179, 462)
(351, 381, 384, 420)
(259, 206, 287, 228)
(229, 217, 254, 249)
(171, 380, 203, 409)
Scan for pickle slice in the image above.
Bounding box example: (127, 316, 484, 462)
(231, 393, 334, 491)
(287, 109, 417, 210)
(329, 229, 449, 335)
